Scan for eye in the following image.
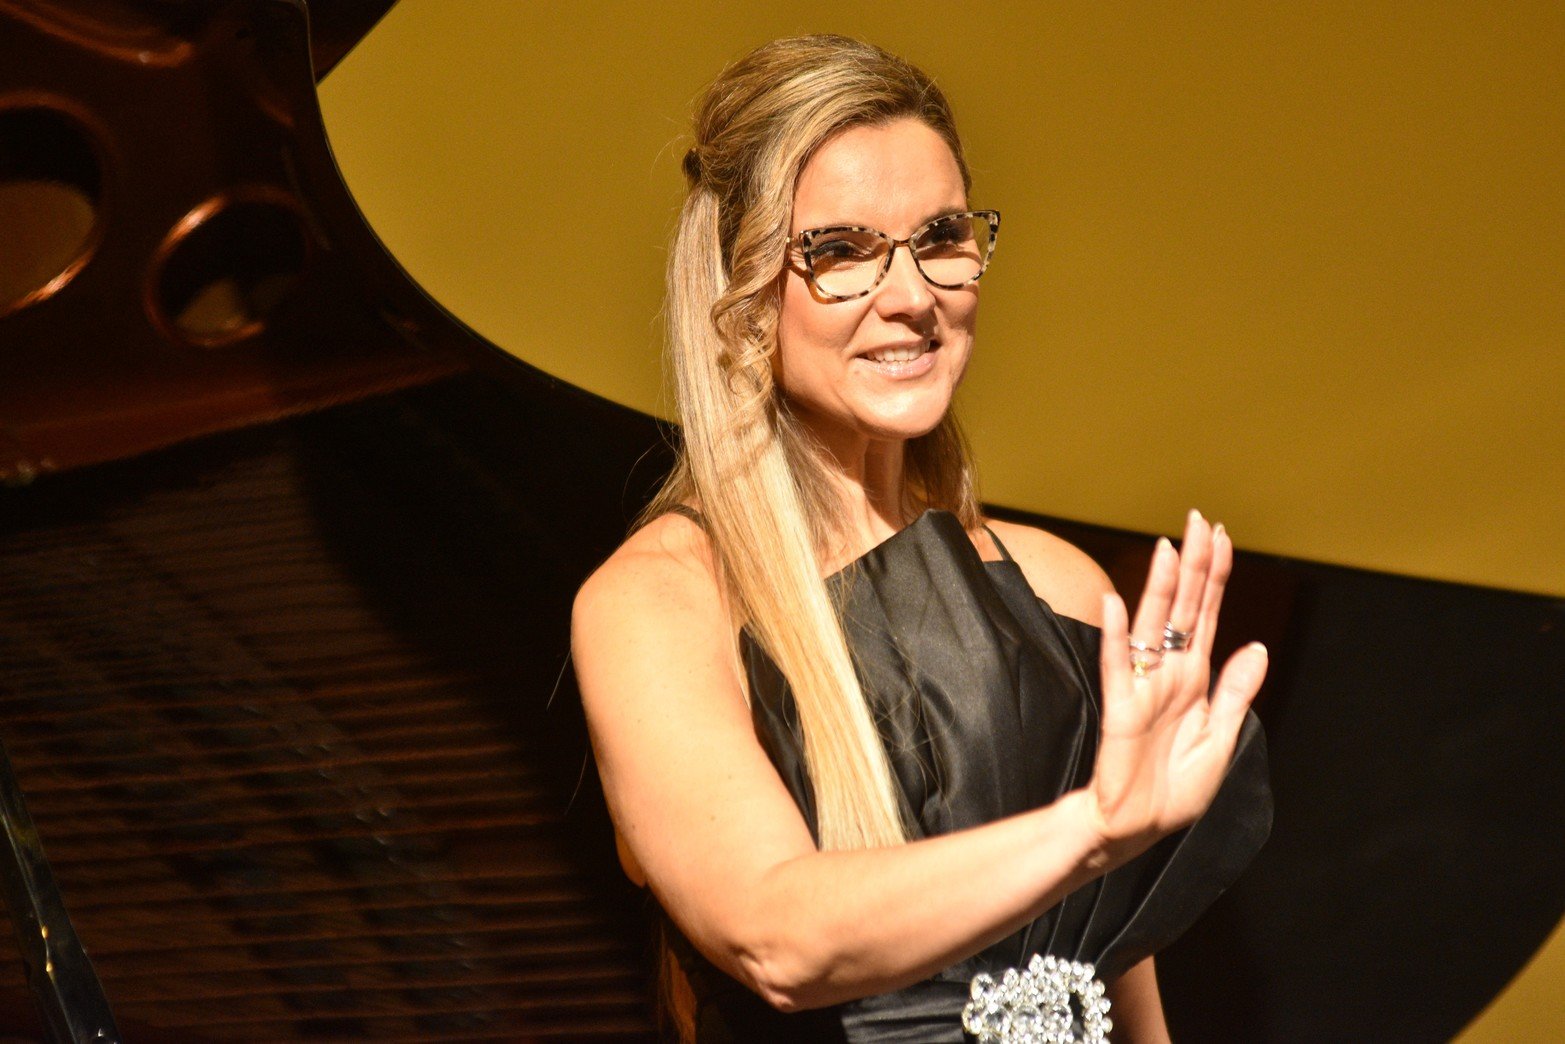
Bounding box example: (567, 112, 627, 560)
(809, 233, 877, 261)
(917, 217, 976, 251)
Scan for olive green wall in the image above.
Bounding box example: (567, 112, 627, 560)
(317, 4, 1562, 1036)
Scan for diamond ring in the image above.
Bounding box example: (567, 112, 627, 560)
(1128, 639, 1164, 677)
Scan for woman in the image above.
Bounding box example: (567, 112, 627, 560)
(572, 35, 1271, 1042)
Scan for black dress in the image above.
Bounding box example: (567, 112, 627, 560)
(665, 508, 1272, 1042)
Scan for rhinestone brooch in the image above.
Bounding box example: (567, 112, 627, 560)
(960, 954, 1113, 1043)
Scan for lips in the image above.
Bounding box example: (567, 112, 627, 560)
(862, 343, 927, 364)
(856, 339, 939, 378)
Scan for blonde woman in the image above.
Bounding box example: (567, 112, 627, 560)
(572, 35, 1271, 1043)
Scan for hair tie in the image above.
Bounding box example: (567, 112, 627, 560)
(682, 145, 703, 185)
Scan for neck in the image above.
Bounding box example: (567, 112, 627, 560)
(805, 420, 919, 560)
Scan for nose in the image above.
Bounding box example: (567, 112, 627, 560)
(872, 242, 936, 319)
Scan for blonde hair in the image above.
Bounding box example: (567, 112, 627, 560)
(644, 34, 982, 852)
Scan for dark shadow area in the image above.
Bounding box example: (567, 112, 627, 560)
(1158, 563, 1564, 1042)
(0, 365, 671, 1038)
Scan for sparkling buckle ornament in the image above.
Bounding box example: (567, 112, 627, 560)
(961, 954, 1113, 1043)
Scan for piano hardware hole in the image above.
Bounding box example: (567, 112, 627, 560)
(0, 105, 103, 317)
(153, 195, 308, 346)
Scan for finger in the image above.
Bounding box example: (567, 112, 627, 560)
(1165, 509, 1213, 639)
(1209, 641, 1267, 733)
(1100, 591, 1130, 683)
(1130, 535, 1178, 648)
(1194, 522, 1234, 660)
(1098, 591, 1136, 723)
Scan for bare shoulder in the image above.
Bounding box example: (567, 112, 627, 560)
(572, 511, 728, 659)
(571, 510, 745, 730)
(984, 516, 1115, 627)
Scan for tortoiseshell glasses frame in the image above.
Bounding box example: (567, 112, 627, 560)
(790, 209, 1001, 301)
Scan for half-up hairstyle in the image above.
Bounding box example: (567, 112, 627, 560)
(643, 34, 983, 854)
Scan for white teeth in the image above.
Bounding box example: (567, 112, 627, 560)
(864, 344, 928, 364)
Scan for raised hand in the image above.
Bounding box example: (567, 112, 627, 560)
(1086, 510, 1268, 857)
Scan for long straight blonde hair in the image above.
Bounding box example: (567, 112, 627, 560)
(643, 35, 983, 853)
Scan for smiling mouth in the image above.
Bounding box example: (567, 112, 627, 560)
(855, 340, 940, 379)
(860, 341, 935, 364)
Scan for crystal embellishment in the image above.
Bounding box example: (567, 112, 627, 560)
(961, 954, 1113, 1043)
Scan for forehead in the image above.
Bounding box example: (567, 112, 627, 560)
(792, 118, 966, 234)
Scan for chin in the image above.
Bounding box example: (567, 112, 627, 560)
(862, 406, 950, 444)
(790, 391, 953, 449)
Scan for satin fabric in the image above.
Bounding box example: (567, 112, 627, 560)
(673, 509, 1272, 1042)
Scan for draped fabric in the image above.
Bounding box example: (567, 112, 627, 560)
(674, 509, 1272, 1042)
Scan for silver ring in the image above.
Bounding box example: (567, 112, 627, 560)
(1128, 638, 1164, 677)
(1162, 621, 1193, 652)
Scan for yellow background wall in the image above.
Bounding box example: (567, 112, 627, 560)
(318, 1, 1564, 599)
(317, 3, 1563, 1036)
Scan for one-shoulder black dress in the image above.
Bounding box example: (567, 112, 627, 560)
(666, 508, 1272, 1042)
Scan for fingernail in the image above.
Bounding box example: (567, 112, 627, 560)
(1250, 641, 1267, 659)
(1156, 536, 1173, 556)
(1232, 646, 1268, 686)
(1189, 508, 1203, 525)
(1214, 522, 1227, 540)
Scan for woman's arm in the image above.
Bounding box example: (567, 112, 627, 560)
(1107, 956, 1172, 1043)
(573, 511, 1263, 1012)
(574, 518, 1111, 1010)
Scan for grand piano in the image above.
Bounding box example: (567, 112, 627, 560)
(1, 3, 1560, 1040)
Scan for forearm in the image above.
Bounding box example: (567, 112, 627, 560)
(713, 789, 1124, 1010)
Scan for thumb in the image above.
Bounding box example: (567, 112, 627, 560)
(1210, 642, 1267, 730)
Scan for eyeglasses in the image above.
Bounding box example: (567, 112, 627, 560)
(791, 209, 1000, 301)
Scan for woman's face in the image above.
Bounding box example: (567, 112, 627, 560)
(775, 118, 978, 455)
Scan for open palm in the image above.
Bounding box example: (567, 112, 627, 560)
(1088, 511, 1269, 856)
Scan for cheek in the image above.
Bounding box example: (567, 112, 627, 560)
(953, 287, 980, 333)
(776, 277, 856, 370)
(941, 304, 978, 395)
(775, 278, 811, 352)
(940, 292, 980, 364)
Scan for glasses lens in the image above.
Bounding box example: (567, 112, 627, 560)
(913, 214, 995, 288)
(806, 230, 888, 297)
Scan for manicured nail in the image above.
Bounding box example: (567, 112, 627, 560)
(1214, 522, 1227, 541)
(1156, 536, 1173, 556)
(1233, 643, 1269, 685)
(1189, 508, 1203, 525)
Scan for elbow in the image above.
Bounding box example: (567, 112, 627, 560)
(728, 921, 839, 1013)
(703, 859, 862, 1012)
(736, 948, 822, 1014)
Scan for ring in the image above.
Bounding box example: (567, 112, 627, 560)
(1162, 621, 1193, 652)
(1128, 638, 1164, 677)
